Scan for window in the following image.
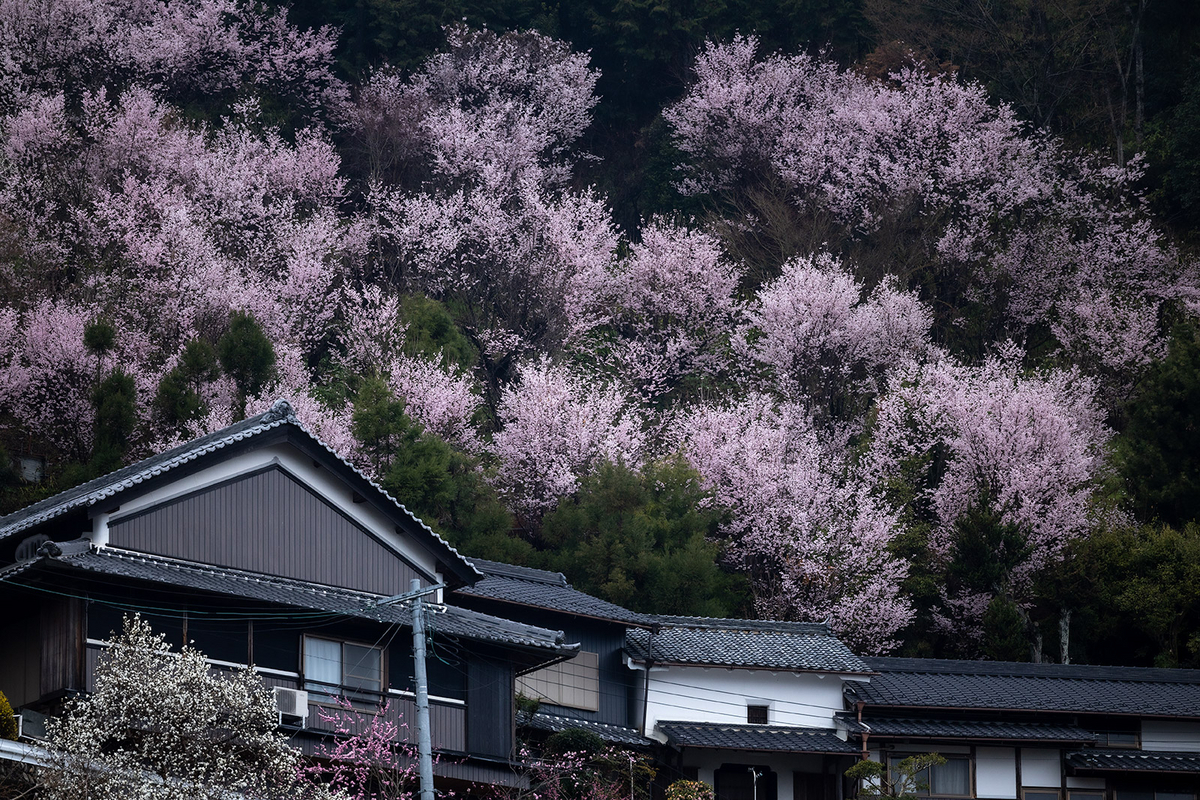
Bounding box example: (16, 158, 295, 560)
(1023, 791, 1060, 800)
(747, 705, 769, 725)
(516, 650, 600, 711)
(1095, 730, 1140, 748)
(888, 755, 971, 797)
(303, 635, 383, 705)
(1068, 793, 1104, 800)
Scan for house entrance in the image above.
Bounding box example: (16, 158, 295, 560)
(714, 765, 778, 800)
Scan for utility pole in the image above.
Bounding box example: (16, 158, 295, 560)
(411, 578, 435, 800)
(375, 578, 446, 800)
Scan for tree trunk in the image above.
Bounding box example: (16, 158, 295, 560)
(1059, 608, 1071, 664)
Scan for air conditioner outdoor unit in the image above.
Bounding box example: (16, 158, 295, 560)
(273, 687, 309, 726)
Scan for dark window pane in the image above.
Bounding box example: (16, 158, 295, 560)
(747, 705, 768, 724)
(343, 643, 382, 694)
(187, 617, 248, 664)
(253, 624, 300, 672)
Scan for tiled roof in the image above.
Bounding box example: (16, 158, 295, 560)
(1066, 750, 1200, 773)
(853, 657, 1200, 717)
(524, 711, 651, 747)
(0, 400, 480, 585)
(656, 722, 860, 754)
(456, 559, 652, 626)
(838, 716, 1097, 743)
(626, 619, 872, 674)
(4, 547, 571, 654)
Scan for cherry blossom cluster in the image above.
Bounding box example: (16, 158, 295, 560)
(673, 393, 913, 653)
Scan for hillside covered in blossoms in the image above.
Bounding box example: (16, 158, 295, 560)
(2, 0, 1199, 664)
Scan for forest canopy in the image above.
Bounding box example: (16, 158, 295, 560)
(1, 0, 1198, 665)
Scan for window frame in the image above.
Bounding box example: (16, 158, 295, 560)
(1022, 789, 1062, 800)
(302, 634, 385, 707)
(747, 704, 769, 725)
(886, 753, 973, 798)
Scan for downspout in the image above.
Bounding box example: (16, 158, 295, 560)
(640, 623, 659, 737)
(856, 701, 869, 760)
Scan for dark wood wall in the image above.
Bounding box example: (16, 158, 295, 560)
(40, 596, 84, 698)
(467, 655, 514, 759)
(108, 466, 426, 595)
(0, 593, 41, 708)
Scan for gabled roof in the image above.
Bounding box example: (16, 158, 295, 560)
(2, 546, 572, 659)
(837, 715, 1097, 743)
(1066, 750, 1200, 774)
(626, 618, 872, 674)
(455, 559, 653, 626)
(852, 657, 1200, 718)
(524, 711, 651, 747)
(656, 722, 859, 754)
(0, 400, 481, 588)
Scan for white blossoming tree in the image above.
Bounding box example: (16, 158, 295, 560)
(40, 615, 333, 800)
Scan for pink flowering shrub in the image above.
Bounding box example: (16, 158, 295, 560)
(568, 219, 743, 401)
(490, 359, 645, 519)
(666, 36, 1194, 384)
(866, 345, 1111, 637)
(674, 394, 912, 653)
(737, 251, 931, 415)
(303, 699, 424, 800)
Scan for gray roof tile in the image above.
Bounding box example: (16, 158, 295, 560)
(0, 400, 480, 585)
(1066, 750, 1200, 773)
(657, 722, 859, 754)
(626, 620, 871, 674)
(838, 716, 1097, 743)
(524, 711, 651, 747)
(853, 658, 1200, 717)
(6, 547, 571, 653)
(456, 559, 652, 626)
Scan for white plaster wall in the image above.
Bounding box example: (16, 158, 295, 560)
(97, 443, 444, 589)
(975, 747, 1016, 799)
(1020, 748, 1061, 788)
(1142, 720, 1200, 752)
(642, 666, 847, 737)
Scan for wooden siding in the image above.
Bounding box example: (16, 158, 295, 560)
(467, 657, 514, 760)
(257, 674, 466, 751)
(40, 596, 84, 697)
(484, 607, 634, 727)
(108, 466, 425, 595)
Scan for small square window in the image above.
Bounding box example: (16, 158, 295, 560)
(747, 705, 769, 724)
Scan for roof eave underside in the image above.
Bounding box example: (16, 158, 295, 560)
(3, 552, 565, 655)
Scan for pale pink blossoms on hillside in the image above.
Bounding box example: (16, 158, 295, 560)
(675, 394, 913, 653)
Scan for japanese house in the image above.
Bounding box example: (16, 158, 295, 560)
(0, 399, 577, 790)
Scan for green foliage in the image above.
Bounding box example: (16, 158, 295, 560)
(1118, 323, 1200, 526)
(0, 690, 17, 741)
(217, 312, 277, 415)
(82, 320, 117, 357)
(981, 595, 1029, 662)
(543, 728, 606, 758)
(399, 294, 478, 371)
(90, 369, 137, 473)
(846, 753, 945, 800)
(667, 780, 715, 800)
(945, 504, 1031, 596)
(351, 377, 515, 550)
(1073, 522, 1200, 667)
(539, 458, 750, 617)
(155, 339, 221, 431)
